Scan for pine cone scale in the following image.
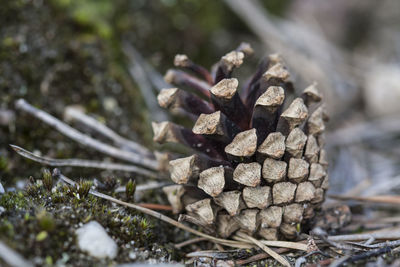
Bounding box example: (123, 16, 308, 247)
(158, 43, 329, 240)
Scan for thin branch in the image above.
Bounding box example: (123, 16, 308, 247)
(313, 228, 366, 251)
(64, 107, 153, 157)
(340, 247, 392, 266)
(345, 239, 400, 250)
(53, 169, 252, 249)
(15, 99, 159, 170)
(0, 241, 33, 267)
(10, 145, 161, 179)
(327, 228, 400, 242)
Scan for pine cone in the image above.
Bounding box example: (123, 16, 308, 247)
(154, 43, 329, 240)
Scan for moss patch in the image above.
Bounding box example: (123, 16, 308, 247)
(0, 175, 181, 266)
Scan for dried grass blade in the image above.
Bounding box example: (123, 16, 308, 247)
(261, 240, 308, 251)
(329, 194, 400, 205)
(234, 234, 307, 251)
(236, 232, 291, 267)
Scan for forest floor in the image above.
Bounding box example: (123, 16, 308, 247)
(1, 1, 400, 266)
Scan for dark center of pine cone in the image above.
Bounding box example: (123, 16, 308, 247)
(156, 43, 329, 241)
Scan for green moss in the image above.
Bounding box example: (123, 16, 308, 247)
(0, 179, 175, 265)
(74, 179, 93, 199)
(0, 191, 28, 211)
(125, 179, 136, 201)
(42, 169, 53, 191)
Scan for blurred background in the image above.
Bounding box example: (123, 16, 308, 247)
(1, 0, 400, 203)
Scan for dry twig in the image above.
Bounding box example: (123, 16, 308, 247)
(338, 247, 393, 267)
(328, 228, 400, 242)
(15, 99, 159, 170)
(64, 107, 152, 157)
(0, 241, 33, 267)
(312, 228, 364, 251)
(346, 239, 400, 249)
(10, 145, 160, 179)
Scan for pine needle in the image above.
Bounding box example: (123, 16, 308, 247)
(329, 194, 400, 205)
(236, 232, 291, 267)
(233, 234, 308, 251)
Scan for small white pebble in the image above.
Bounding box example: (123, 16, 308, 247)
(129, 251, 137, 260)
(76, 221, 118, 259)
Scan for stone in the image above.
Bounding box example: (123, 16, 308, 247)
(76, 221, 118, 259)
